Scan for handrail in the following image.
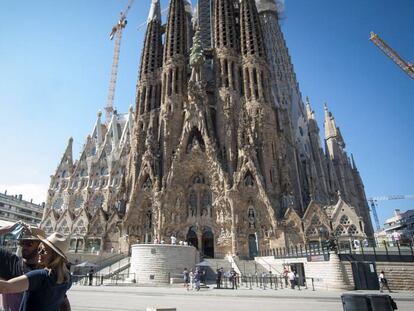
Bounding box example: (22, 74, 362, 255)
(255, 256, 283, 275)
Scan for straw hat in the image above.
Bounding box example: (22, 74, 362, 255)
(39, 232, 69, 260)
(18, 227, 46, 241)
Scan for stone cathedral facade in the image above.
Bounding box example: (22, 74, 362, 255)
(41, 0, 373, 259)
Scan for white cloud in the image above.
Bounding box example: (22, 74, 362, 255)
(0, 184, 48, 205)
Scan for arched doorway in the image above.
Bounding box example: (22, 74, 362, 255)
(202, 227, 214, 258)
(187, 227, 198, 249)
(248, 234, 258, 259)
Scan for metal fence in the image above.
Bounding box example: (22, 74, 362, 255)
(72, 272, 136, 286)
(216, 275, 316, 291)
(259, 239, 414, 262)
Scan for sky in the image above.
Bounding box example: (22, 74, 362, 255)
(0, 0, 413, 227)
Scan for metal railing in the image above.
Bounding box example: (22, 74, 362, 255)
(259, 243, 330, 260)
(216, 275, 317, 291)
(259, 239, 414, 262)
(72, 272, 136, 286)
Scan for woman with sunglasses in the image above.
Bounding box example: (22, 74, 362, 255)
(0, 232, 72, 311)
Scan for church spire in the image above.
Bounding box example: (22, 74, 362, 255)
(305, 96, 314, 120)
(163, 0, 187, 63)
(324, 103, 337, 141)
(240, 0, 266, 58)
(159, 0, 188, 180)
(147, 0, 161, 23)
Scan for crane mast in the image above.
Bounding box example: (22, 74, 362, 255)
(105, 0, 135, 124)
(369, 31, 414, 80)
(367, 195, 414, 231)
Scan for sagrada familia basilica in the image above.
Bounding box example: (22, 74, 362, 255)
(41, 0, 373, 259)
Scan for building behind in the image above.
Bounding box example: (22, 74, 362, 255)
(41, 0, 373, 258)
(0, 190, 44, 226)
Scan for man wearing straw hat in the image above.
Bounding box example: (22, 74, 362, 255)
(0, 223, 70, 311)
(0, 232, 72, 311)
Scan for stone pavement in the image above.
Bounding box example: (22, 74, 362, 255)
(67, 285, 414, 311)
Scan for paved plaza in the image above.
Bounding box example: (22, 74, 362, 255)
(67, 285, 414, 311)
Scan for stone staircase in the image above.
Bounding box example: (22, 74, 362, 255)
(234, 259, 270, 276)
(376, 262, 414, 291)
(97, 256, 131, 277)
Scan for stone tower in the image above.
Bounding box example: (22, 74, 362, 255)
(42, 0, 373, 258)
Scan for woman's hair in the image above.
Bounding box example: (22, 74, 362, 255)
(46, 251, 70, 284)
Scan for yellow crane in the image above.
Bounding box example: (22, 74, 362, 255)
(370, 31, 414, 80)
(105, 0, 135, 124)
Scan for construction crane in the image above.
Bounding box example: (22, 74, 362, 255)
(136, 7, 169, 32)
(369, 31, 414, 80)
(368, 195, 414, 231)
(105, 0, 135, 124)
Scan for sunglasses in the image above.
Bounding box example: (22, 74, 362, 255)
(38, 247, 48, 255)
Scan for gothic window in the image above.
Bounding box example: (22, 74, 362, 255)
(73, 220, 87, 235)
(52, 197, 64, 211)
(348, 225, 358, 236)
(58, 219, 70, 235)
(334, 225, 346, 237)
(340, 215, 351, 225)
(306, 227, 318, 236)
(62, 170, 67, 178)
(142, 176, 152, 190)
(186, 128, 205, 153)
(311, 215, 322, 226)
(244, 171, 254, 187)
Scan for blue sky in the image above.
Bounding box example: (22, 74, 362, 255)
(0, 0, 413, 226)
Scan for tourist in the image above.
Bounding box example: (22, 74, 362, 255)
(189, 270, 195, 290)
(0, 232, 72, 311)
(0, 222, 71, 311)
(229, 268, 238, 290)
(194, 268, 202, 291)
(183, 268, 190, 291)
(288, 270, 296, 289)
(216, 267, 223, 289)
(283, 266, 289, 287)
(171, 235, 177, 245)
(88, 268, 94, 286)
(379, 270, 391, 293)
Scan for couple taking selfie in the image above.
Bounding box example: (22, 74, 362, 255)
(0, 222, 72, 311)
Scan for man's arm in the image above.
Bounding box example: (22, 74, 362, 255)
(0, 223, 19, 236)
(0, 275, 29, 294)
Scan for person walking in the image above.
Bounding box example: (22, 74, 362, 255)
(0, 232, 72, 311)
(288, 270, 296, 289)
(194, 268, 202, 291)
(183, 268, 190, 291)
(379, 270, 391, 293)
(0, 223, 70, 311)
(283, 266, 289, 287)
(189, 270, 195, 290)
